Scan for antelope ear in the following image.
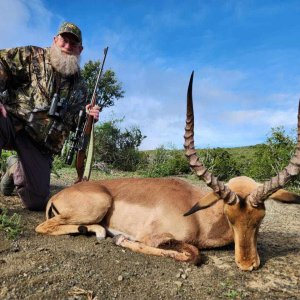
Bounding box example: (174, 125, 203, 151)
(269, 189, 300, 204)
(184, 192, 221, 216)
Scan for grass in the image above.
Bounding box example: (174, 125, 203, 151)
(220, 280, 242, 299)
(0, 208, 22, 240)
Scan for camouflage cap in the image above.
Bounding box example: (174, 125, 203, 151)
(57, 22, 82, 43)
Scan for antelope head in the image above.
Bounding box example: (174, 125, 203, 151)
(184, 72, 300, 271)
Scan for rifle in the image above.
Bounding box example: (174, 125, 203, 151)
(65, 109, 86, 166)
(65, 47, 109, 182)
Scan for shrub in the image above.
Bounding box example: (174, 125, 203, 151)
(142, 146, 190, 177)
(246, 126, 297, 181)
(94, 119, 146, 171)
(50, 155, 67, 177)
(198, 148, 241, 181)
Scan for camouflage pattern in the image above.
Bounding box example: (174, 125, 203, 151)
(57, 22, 82, 43)
(0, 46, 87, 154)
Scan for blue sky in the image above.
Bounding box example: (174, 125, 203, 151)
(1, 0, 300, 150)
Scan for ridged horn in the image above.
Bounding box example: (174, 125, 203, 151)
(247, 100, 300, 207)
(184, 72, 239, 213)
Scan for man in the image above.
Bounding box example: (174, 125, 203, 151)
(0, 22, 100, 211)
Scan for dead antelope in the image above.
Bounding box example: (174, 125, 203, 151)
(36, 72, 300, 271)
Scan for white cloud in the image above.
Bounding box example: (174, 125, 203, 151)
(225, 108, 297, 128)
(0, 0, 53, 48)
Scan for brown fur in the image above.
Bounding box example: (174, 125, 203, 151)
(35, 176, 298, 271)
(268, 188, 300, 203)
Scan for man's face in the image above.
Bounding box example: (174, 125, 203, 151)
(50, 33, 82, 76)
(54, 33, 83, 56)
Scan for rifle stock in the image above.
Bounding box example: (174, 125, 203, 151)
(75, 149, 85, 183)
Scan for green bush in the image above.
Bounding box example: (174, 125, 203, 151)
(94, 119, 146, 172)
(50, 155, 67, 178)
(198, 148, 241, 181)
(142, 146, 190, 177)
(52, 155, 66, 170)
(246, 126, 297, 181)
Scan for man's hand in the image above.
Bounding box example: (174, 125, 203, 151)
(85, 104, 100, 121)
(0, 103, 7, 118)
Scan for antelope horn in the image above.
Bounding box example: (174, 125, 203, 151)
(247, 100, 300, 207)
(184, 71, 239, 212)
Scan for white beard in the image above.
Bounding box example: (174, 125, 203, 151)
(50, 43, 80, 76)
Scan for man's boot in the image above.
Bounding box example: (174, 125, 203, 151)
(0, 155, 18, 196)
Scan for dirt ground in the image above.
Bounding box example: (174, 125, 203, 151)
(0, 172, 299, 300)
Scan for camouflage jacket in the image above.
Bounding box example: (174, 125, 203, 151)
(0, 46, 87, 154)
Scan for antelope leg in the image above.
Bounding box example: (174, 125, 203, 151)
(113, 235, 196, 262)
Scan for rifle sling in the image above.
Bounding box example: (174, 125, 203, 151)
(83, 122, 95, 180)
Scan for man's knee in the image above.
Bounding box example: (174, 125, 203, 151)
(25, 201, 48, 211)
(22, 192, 49, 211)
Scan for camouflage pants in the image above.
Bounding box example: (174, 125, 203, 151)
(0, 114, 52, 211)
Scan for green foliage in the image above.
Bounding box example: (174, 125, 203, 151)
(51, 155, 66, 177)
(226, 146, 257, 177)
(142, 146, 190, 177)
(246, 126, 297, 181)
(0, 208, 22, 240)
(0, 150, 16, 174)
(52, 155, 65, 170)
(94, 119, 146, 171)
(199, 148, 241, 181)
(223, 289, 239, 299)
(81, 60, 124, 109)
(138, 125, 298, 187)
(220, 280, 242, 299)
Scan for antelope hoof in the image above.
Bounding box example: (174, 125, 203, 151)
(113, 234, 126, 246)
(78, 225, 88, 235)
(96, 236, 105, 241)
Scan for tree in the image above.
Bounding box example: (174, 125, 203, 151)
(94, 119, 146, 171)
(81, 60, 124, 109)
(81, 61, 142, 171)
(246, 126, 297, 181)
